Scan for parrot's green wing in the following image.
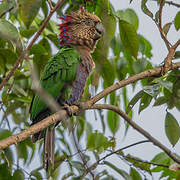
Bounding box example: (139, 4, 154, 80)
(30, 47, 80, 121)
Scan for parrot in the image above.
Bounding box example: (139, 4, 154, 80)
(29, 8, 104, 171)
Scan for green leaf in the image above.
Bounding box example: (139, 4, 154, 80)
(141, 0, 153, 18)
(119, 20, 139, 58)
(104, 161, 132, 180)
(130, 168, 142, 180)
(71, 161, 84, 175)
(101, 59, 115, 88)
(19, 0, 41, 28)
(139, 92, 152, 114)
(153, 96, 168, 106)
(87, 132, 109, 153)
(30, 171, 43, 180)
(0, 19, 22, 49)
(165, 112, 180, 146)
(151, 152, 169, 163)
(76, 116, 85, 141)
(110, 35, 122, 57)
(30, 44, 48, 55)
(0, 164, 12, 179)
(139, 35, 152, 58)
(174, 11, 180, 31)
(126, 90, 144, 114)
(174, 51, 180, 59)
(12, 170, 24, 180)
(0, 129, 12, 140)
(107, 110, 120, 134)
(156, 79, 173, 93)
(17, 141, 28, 162)
(133, 58, 147, 74)
(162, 22, 172, 36)
(143, 84, 160, 98)
(116, 9, 139, 31)
(0, 49, 17, 69)
(19, 26, 37, 38)
(0, 0, 15, 17)
(125, 155, 151, 173)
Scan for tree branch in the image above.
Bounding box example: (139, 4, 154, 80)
(88, 62, 180, 106)
(165, 1, 180, 8)
(0, 62, 180, 161)
(0, 0, 65, 91)
(88, 104, 180, 164)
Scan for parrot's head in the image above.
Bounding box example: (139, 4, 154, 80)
(59, 8, 104, 53)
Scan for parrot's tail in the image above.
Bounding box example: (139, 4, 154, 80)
(43, 127, 55, 171)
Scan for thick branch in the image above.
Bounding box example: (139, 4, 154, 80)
(0, 0, 65, 91)
(88, 62, 180, 106)
(0, 106, 78, 150)
(88, 104, 180, 164)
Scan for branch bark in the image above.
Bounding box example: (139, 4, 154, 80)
(0, 0, 65, 91)
(0, 62, 180, 163)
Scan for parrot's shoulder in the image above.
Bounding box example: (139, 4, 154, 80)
(42, 47, 80, 80)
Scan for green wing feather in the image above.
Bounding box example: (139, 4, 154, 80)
(30, 47, 80, 120)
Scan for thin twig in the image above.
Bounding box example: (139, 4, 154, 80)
(48, 0, 54, 11)
(121, 155, 169, 168)
(157, 0, 171, 51)
(0, 7, 14, 19)
(72, 130, 95, 179)
(165, 1, 180, 8)
(0, 0, 65, 91)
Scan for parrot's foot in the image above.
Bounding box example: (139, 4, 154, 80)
(63, 101, 83, 116)
(72, 101, 84, 116)
(63, 103, 73, 117)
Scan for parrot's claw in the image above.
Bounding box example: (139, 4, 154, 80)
(72, 101, 83, 116)
(63, 103, 73, 117)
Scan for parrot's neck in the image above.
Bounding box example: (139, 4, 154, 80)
(75, 47, 95, 74)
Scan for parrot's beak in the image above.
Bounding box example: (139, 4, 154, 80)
(94, 22, 105, 40)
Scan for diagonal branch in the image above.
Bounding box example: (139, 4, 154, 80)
(0, 0, 65, 91)
(88, 104, 180, 164)
(88, 62, 180, 106)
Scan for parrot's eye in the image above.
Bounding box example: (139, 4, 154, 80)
(85, 18, 94, 26)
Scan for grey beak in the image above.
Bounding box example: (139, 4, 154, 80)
(96, 22, 105, 36)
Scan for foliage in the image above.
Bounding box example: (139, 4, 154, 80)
(0, 0, 179, 179)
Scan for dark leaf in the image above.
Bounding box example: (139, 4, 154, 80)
(116, 8, 139, 31)
(139, 92, 152, 114)
(126, 90, 144, 114)
(0, 129, 12, 140)
(12, 170, 24, 180)
(130, 168, 142, 180)
(141, 0, 153, 18)
(19, 0, 41, 28)
(107, 110, 120, 134)
(119, 20, 139, 58)
(165, 112, 180, 146)
(0, 19, 22, 49)
(153, 96, 168, 106)
(174, 11, 180, 31)
(143, 84, 160, 98)
(104, 161, 132, 180)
